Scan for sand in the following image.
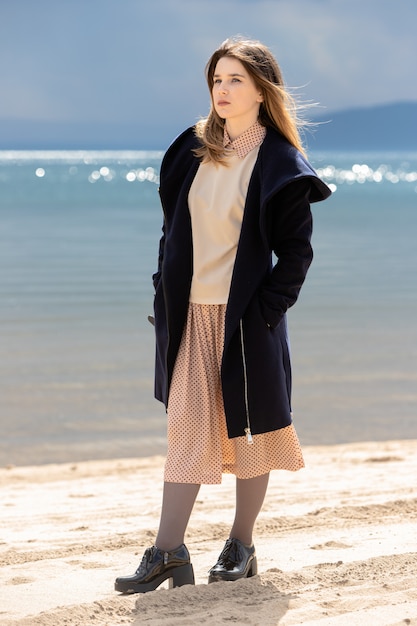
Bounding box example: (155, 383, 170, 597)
(1, 439, 417, 625)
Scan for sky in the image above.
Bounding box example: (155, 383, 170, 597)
(1, 0, 416, 144)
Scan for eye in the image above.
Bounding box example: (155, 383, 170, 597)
(231, 77, 241, 83)
(213, 78, 221, 84)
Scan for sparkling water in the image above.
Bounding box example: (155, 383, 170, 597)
(1, 149, 416, 465)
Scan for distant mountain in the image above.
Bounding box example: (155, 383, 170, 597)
(0, 102, 416, 151)
(307, 101, 417, 151)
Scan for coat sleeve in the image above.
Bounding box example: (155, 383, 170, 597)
(152, 126, 198, 292)
(152, 220, 165, 291)
(258, 178, 314, 328)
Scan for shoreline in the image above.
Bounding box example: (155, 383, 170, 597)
(1, 439, 417, 625)
(4, 429, 417, 469)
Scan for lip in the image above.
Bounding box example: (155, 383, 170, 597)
(217, 100, 230, 106)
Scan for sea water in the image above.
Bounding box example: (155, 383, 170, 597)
(1, 149, 416, 465)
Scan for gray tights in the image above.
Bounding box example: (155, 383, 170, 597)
(155, 473, 269, 551)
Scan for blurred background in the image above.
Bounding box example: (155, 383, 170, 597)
(1, 0, 416, 466)
(1, 0, 416, 150)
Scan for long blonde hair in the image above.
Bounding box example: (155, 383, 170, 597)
(194, 37, 306, 164)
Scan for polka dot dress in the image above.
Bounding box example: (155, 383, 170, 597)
(164, 303, 305, 484)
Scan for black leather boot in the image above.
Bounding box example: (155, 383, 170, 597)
(115, 544, 194, 594)
(208, 538, 257, 583)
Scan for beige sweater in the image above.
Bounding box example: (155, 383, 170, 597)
(188, 145, 261, 304)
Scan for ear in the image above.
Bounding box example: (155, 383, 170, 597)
(257, 93, 264, 103)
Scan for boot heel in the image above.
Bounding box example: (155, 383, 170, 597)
(169, 563, 195, 588)
(248, 556, 257, 577)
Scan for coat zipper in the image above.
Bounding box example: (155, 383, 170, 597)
(239, 319, 253, 445)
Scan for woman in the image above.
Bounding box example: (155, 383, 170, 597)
(115, 37, 331, 594)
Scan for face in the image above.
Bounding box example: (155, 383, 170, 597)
(212, 56, 263, 136)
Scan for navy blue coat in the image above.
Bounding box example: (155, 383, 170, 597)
(153, 125, 331, 439)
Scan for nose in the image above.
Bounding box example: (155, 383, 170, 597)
(217, 81, 228, 94)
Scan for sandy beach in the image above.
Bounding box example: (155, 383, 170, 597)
(1, 439, 416, 625)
